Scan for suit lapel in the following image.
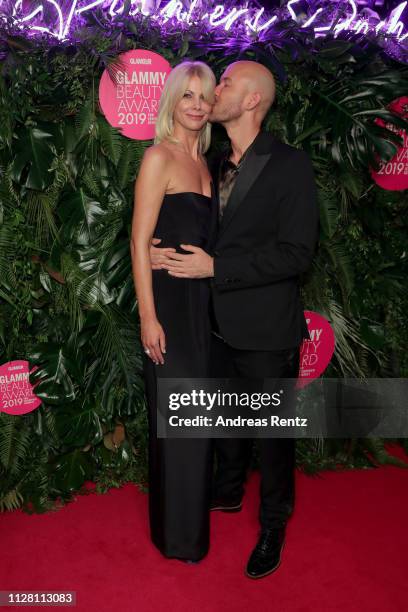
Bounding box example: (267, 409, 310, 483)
(218, 141, 272, 238)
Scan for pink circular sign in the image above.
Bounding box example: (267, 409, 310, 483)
(0, 360, 41, 415)
(297, 311, 335, 389)
(370, 96, 408, 191)
(99, 49, 171, 140)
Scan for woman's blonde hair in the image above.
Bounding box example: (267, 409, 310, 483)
(154, 61, 216, 155)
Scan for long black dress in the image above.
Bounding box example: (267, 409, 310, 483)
(143, 187, 218, 561)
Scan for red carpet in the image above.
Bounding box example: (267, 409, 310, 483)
(1, 445, 407, 612)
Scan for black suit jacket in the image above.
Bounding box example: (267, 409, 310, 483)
(209, 130, 319, 351)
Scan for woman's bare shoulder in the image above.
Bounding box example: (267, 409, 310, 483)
(142, 142, 174, 166)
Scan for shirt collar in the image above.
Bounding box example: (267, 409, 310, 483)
(222, 130, 261, 170)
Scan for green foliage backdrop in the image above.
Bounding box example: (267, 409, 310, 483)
(0, 19, 407, 512)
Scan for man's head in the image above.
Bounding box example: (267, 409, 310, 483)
(210, 61, 276, 127)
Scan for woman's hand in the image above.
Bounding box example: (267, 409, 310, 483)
(141, 317, 166, 365)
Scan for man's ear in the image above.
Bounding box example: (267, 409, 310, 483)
(245, 91, 261, 111)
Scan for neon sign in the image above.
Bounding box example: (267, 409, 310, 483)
(1, 0, 408, 45)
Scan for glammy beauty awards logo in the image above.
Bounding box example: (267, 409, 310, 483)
(99, 49, 171, 140)
(0, 360, 41, 415)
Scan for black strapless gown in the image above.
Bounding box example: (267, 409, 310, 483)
(143, 188, 218, 561)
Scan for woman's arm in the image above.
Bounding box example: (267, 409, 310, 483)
(130, 146, 170, 364)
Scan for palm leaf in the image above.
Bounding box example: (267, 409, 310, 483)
(117, 139, 147, 189)
(316, 182, 340, 239)
(325, 239, 354, 298)
(300, 70, 408, 170)
(0, 413, 31, 476)
(26, 192, 59, 247)
(97, 116, 124, 166)
(75, 99, 95, 142)
(0, 487, 24, 512)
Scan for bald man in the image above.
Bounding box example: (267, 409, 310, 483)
(152, 61, 319, 578)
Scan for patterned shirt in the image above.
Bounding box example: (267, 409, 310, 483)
(218, 136, 258, 220)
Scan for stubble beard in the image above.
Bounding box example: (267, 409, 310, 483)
(210, 101, 242, 125)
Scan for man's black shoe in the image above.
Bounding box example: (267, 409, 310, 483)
(245, 527, 286, 579)
(210, 498, 242, 513)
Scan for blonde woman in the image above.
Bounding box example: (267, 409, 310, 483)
(130, 62, 217, 562)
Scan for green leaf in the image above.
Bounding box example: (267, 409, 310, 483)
(58, 189, 104, 243)
(54, 402, 103, 447)
(28, 344, 77, 405)
(97, 116, 123, 166)
(360, 320, 386, 350)
(11, 127, 55, 190)
(75, 99, 94, 141)
(52, 449, 93, 492)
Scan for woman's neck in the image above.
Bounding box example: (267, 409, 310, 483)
(171, 125, 201, 160)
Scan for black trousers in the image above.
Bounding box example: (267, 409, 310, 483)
(210, 333, 300, 530)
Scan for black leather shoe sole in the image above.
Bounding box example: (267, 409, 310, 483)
(210, 501, 242, 513)
(244, 542, 285, 579)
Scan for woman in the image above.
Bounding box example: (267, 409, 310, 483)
(130, 61, 217, 562)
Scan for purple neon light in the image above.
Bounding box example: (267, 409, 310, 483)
(1, 0, 407, 43)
